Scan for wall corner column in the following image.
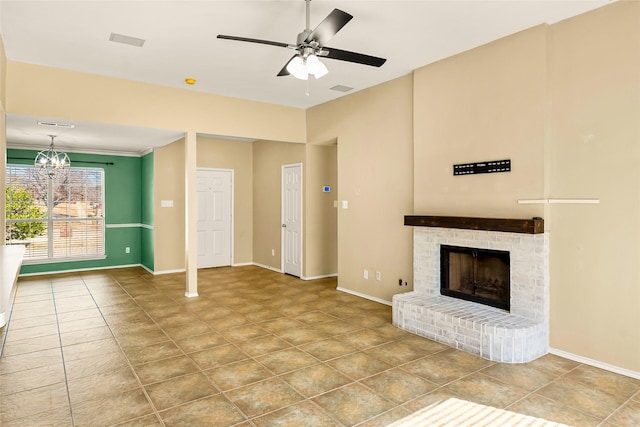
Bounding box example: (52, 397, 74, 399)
(185, 131, 198, 297)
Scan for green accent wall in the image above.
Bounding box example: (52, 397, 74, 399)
(6, 148, 146, 274)
(141, 151, 154, 271)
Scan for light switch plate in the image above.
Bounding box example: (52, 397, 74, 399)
(161, 200, 174, 208)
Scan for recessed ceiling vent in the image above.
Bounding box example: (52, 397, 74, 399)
(37, 121, 75, 129)
(109, 32, 146, 47)
(330, 85, 354, 93)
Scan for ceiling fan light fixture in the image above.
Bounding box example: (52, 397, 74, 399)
(307, 54, 328, 79)
(287, 56, 309, 80)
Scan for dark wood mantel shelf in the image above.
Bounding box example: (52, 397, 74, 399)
(404, 215, 544, 234)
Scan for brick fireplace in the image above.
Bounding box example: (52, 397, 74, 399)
(393, 216, 549, 363)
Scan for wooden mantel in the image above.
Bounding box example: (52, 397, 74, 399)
(404, 215, 544, 234)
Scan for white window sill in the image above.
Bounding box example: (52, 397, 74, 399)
(21, 255, 108, 265)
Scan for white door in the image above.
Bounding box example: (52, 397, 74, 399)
(197, 169, 232, 268)
(282, 164, 302, 277)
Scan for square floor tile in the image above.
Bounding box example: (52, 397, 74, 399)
(252, 401, 341, 427)
(160, 394, 246, 427)
(237, 335, 292, 357)
(565, 364, 640, 399)
(64, 350, 129, 380)
(205, 359, 273, 391)
(444, 372, 530, 408)
(605, 399, 640, 426)
(401, 349, 491, 385)
(188, 344, 250, 369)
(281, 363, 352, 398)
(71, 388, 154, 427)
(67, 367, 140, 406)
(326, 351, 392, 380)
(480, 362, 558, 391)
(312, 383, 395, 426)
(226, 378, 303, 418)
(537, 377, 628, 419)
(174, 331, 228, 353)
(145, 372, 219, 410)
(362, 368, 438, 404)
(0, 347, 63, 375)
(133, 355, 199, 385)
(0, 382, 69, 422)
(256, 348, 319, 375)
(123, 341, 183, 365)
(299, 339, 357, 361)
(2, 406, 72, 427)
(507, 394, 601, 426)
(0, 363, 66, 396)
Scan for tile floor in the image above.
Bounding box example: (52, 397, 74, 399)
(0, 265, 639, 426)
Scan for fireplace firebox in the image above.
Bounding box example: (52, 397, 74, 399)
(440, 245, 510, 311)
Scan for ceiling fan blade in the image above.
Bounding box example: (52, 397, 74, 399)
(304, 9, 353, 46)
(277, 56, 297, 77)
(322, 47, 387, 67)
(217, 35, 294, 49)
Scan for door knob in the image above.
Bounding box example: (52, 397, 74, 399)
(282, 224, 287, 228)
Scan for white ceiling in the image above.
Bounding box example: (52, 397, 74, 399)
(1, 0, 612, 154)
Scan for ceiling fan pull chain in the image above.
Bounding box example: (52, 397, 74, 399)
(306, 78, 310, 97)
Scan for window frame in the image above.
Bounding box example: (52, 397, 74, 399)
(5, 164, 106, 264)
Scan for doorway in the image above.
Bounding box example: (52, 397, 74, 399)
(197, 168, 233, 268)
(281, 163, 302, 277)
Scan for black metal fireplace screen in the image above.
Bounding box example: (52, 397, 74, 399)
(440, 245, 510, 311)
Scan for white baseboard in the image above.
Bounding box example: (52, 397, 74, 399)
(232, 262, 253, 267)
(336, 286, 392, 307)
(184, 292, 199, 298)
(152, 268, 186, 275)
(549, 347, 640, 380)
(253, 262, 283, 273)
(302, 273, 338, 281)
(140, 264, 154, 275)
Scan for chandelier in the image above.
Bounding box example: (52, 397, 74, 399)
(34, 135, 70, 179)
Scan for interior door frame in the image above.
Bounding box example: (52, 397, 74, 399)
(281, 163, 303, 276)
(196, 167, 234, 267)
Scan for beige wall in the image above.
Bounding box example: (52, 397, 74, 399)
(252, 140, 305, 270)
(548, 1, 640, 372)
(6, 62, 306, 143)
(307, 76, 414, 302)
(154, 138, 186, 272)
(196, 136, 253, 265)
(409, 1, 640, 373)
(413, 25, 548, 219)
(304, 143, 338, 278)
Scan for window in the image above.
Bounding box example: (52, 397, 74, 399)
(5, 165, 105, 262)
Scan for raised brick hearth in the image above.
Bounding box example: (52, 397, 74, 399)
(393, 225, 549, 363)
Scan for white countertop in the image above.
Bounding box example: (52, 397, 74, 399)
(1, 245, 26, 328)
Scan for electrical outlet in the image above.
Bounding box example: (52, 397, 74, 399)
(376, 271, 381, 281)
(271, 249, 275, 256)
(125, 247, 130, 254)
(363, 269, 369, 279)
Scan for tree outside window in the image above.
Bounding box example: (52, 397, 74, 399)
(5, 186, 46, 240)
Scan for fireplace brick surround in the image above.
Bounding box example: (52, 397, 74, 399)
(393, 218, 549, 363)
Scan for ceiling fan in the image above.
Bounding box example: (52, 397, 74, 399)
(217, 0, 386, 80)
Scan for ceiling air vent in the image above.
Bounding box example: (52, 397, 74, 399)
(37, 121, 75, 128)
(330, 85, 354, 93)
(109, 32, 146, 47)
